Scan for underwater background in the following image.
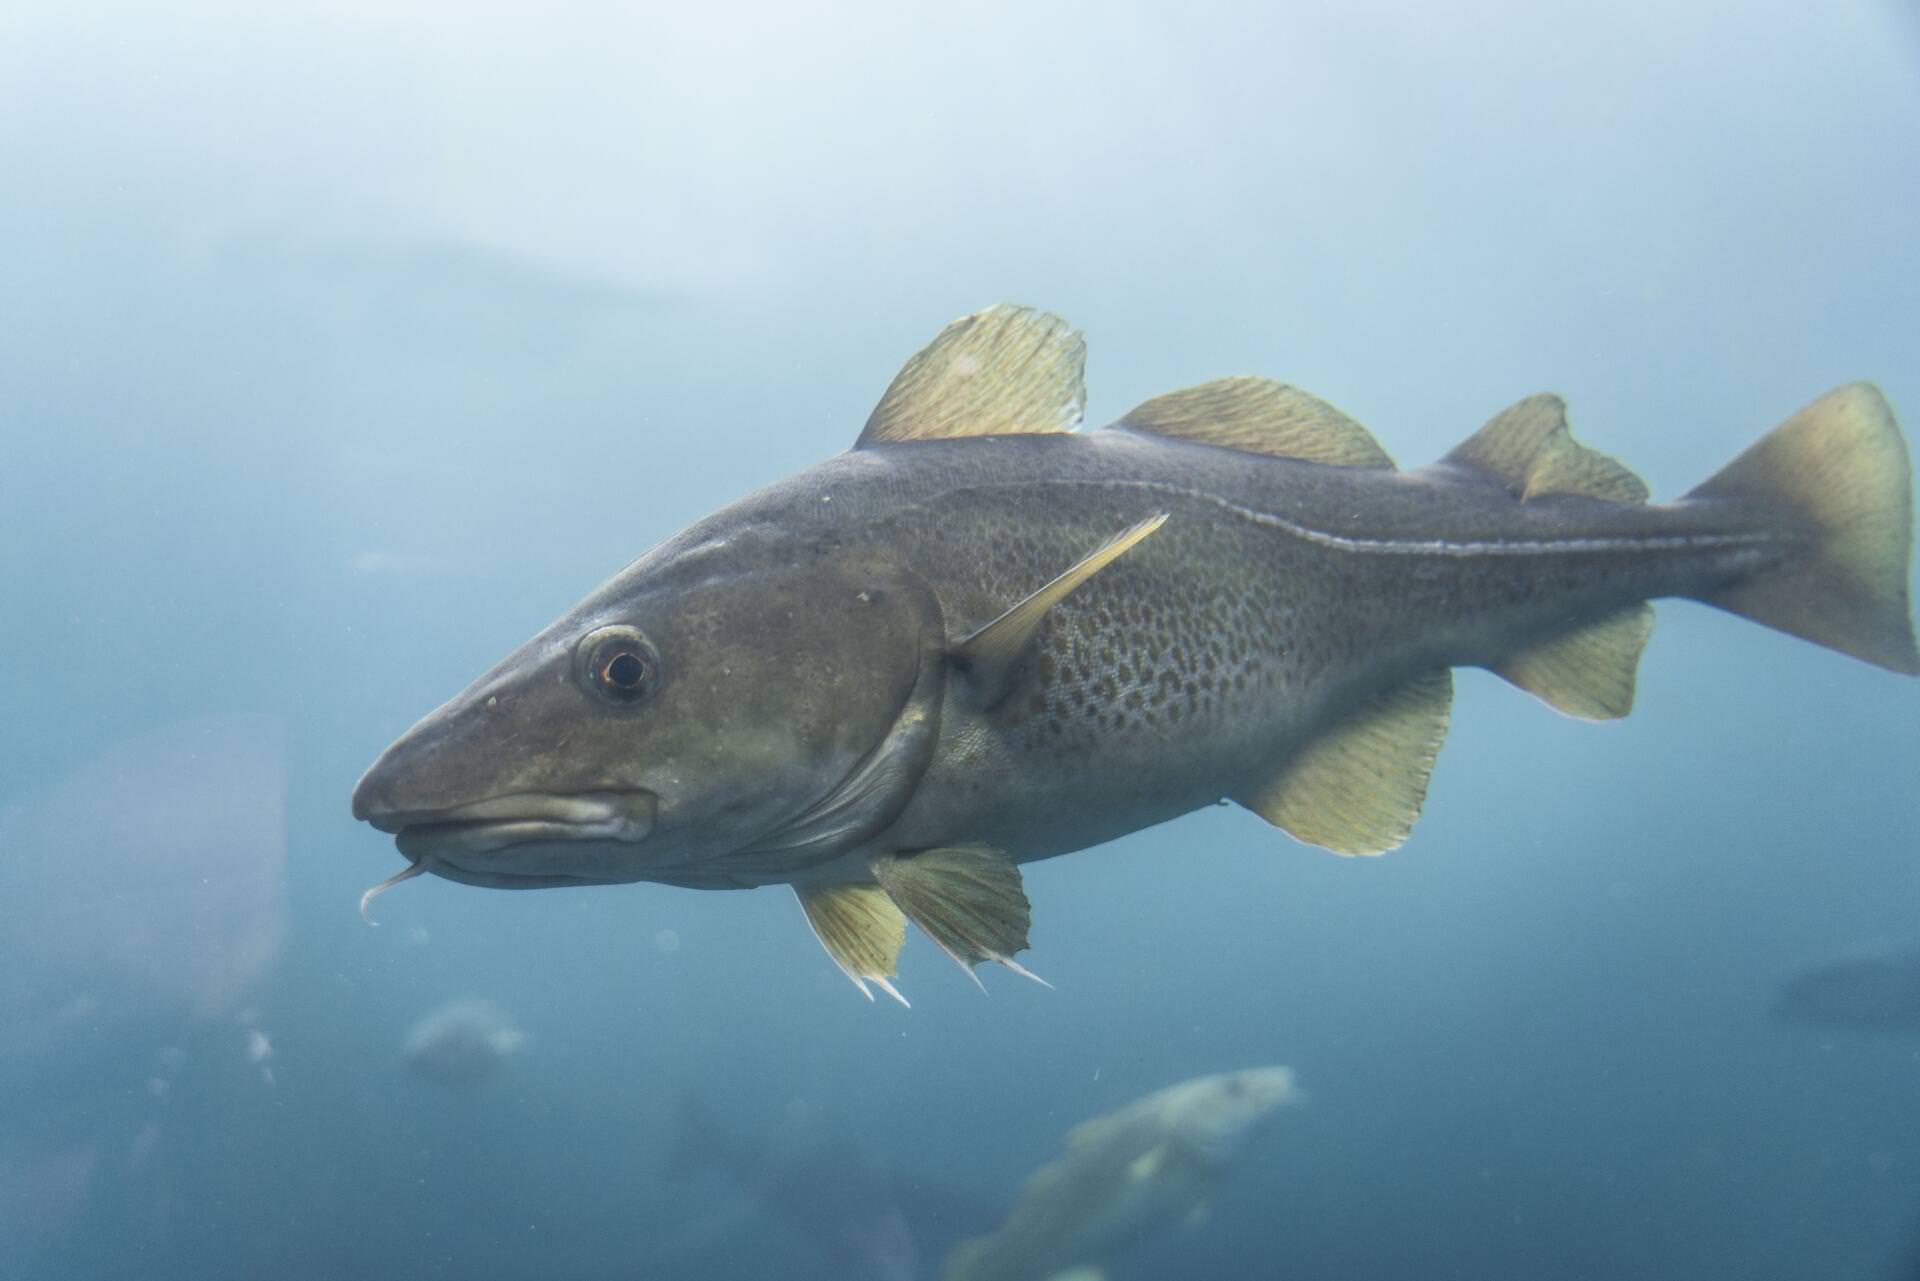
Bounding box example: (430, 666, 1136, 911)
(4, 3, 1920, 1278)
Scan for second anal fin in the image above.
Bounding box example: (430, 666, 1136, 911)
(870, 845, 1049, 989)
(1493, 604, 1655, 720)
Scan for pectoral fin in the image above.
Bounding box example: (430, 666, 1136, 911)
(1127, 1144, 1170, 1181)
(794, 883, 909, 1006)
(870, 845, 1048, 988)
(1234, 670, 1453, 854)
(951, 513, 1168, 706)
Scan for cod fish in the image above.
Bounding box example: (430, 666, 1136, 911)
(401, 997, 526, 1087)
(1771, 948, 1920, 1033)
(943, 1067, 1297, 1281)
(353, 305, 1919, 1002)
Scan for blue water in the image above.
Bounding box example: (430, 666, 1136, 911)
(4, 4, 1919, 1278)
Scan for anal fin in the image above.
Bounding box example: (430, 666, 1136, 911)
(870, 846, 1048, 988)
(794, 883, 909, 1006)
(1493, 604, 1655, 720)
(1234, 669, 1453, 855)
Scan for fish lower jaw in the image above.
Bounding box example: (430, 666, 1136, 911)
(372, 789, 657, 854)
(394, 813, 651, 859)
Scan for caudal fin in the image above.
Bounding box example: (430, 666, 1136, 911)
(1687, 383, 1919, 674)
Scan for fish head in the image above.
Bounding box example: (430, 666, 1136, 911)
(353, 539, 945, 893)
(1164, 1066, 1297, 1168)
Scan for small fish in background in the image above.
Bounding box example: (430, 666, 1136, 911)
(402, 997, 527, 1087)
(0, 713, 288, 1077)
(353, 304, 1918, 1001)
(943, 1067, 1299, 1281)
(1771, 948, 1920, 1033)
(0, 714, 287, 1265)
(659, 1094, 1002, 1281)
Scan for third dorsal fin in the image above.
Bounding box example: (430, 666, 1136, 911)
(1114, 377, 1395, 469)
(1444, 394, 1648, 503)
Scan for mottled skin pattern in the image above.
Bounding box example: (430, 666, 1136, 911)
(634, 424, 1787, 881)
(352, 419, 1799, 895)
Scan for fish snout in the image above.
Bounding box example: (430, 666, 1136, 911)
(351, 762, 401, 829)
(351, 728, 435, 830)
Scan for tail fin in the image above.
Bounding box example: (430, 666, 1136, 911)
(1686, 383, 1918, 674)
(942, 1238, 988, 1281)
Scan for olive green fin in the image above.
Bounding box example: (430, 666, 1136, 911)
(1493, 604, 1655, 720)
(1444, 394, 1649, 503)
(869, 845, 1047, 988)
(794, 883, 909, 1006)
(856, 303, 1085, 447)
(1128, 1143, 1172, 1181)
(1686, 383, 1920, 675)
(1233, 669, 1453, 855)
(951, 513, 1168, 706)
(1115, 376, 1395, 468)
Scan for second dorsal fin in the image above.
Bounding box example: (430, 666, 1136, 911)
(1444, 394, 1648, 503)
(856, 304, 1085, 448)
(1114, 377, 1395, 469)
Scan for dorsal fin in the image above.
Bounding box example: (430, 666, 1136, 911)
(1494, 604, 1655, 720)
(951, 513, 1167, 706)
(1115, 377, 1395, 468)
(1443, 394, 1648, 503)
(856, 304, 1085, 447)
(1233, 669, 1452, 855)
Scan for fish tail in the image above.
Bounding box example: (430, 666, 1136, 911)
(1685, 383, 1919, 674)
(940, 1238, 990, 1281)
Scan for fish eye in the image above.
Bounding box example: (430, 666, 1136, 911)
(576, 625, 659, 707)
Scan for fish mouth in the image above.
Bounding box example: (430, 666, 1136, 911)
(362, 790, 657, 858)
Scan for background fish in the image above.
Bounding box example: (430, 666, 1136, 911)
(660, 1094, 1001, 1281)
(943, 1067, 1297, 1281)
(0, 715, 287, 1270)
(1772, 948, 1920, 1034)
(402, 996, 527, 1086)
